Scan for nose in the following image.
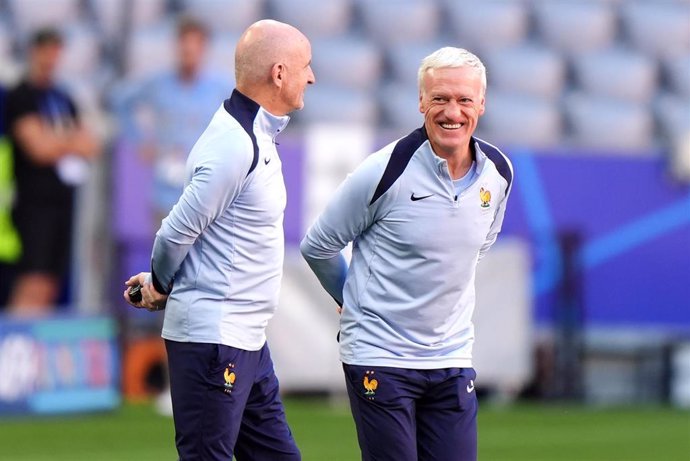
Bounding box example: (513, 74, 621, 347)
(444, 100, 462, 121)
(307, 66, 315, 85)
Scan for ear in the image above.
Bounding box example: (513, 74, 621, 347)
(418, 91, 425, 114)
(478, 95, 486, 117)
(271, 63, 284, 88)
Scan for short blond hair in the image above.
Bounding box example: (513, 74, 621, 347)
(418, 47, 487, 94)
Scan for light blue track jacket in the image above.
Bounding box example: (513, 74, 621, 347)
(151, 89, 290, 351)
(300, 127, 513, 369)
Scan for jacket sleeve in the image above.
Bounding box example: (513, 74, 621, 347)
(300, 154, 388, 305)
(150, 130, 252, 293)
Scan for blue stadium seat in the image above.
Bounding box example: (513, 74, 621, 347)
(267, 0, 352, 37)
(357, 0, 441, 45)
(179, 0, 264, 34)
(387, 41, 448, 85)
(205, 32, 240, 85)
(572, 47, 658, 104)
(534, 0, 617, 54)
(443, 0, 529, 52)
(565, 92, 655, 149)
(664, 54, 690, 98)
(298, 85, 378, 125)
(480, 91, 563, 148)
(655, 92, 690, 140)
(124, 21, 175, 80)
(484, 44, 566, 99)
(8, 0, 81, 39)
(621, 0, 690, 59)
(310, 37, 382, 91)
(88, 0, 126, 41)
(379, 80, 423, 132)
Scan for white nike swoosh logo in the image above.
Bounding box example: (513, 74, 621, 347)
(467, 380, 475, 393)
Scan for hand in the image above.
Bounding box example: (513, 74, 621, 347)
(123, 272, 168, 312)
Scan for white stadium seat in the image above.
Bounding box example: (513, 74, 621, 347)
(357, 0, 440, 45)
(310, 37, 382, 91)
(267, 0, 352, 37)
(534, 0, 617, 54)
(128, 0, 169, 29)
(564, 92, 655, 150)
(443, 0, 529, 52)
(57, 23, 103, 79)
(179, 0, 264, 34)
(572, 47, 658, 104)
(621, 0, 690, 59)
(484, 44, 566, 99)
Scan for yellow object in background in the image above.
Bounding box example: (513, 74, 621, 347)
(0, 137, 21, 262)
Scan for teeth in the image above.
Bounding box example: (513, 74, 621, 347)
(440, 123, 462, 129)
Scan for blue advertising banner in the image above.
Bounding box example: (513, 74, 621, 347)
(0, 315, 120, 415)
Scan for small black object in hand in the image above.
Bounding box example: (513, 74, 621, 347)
(128, 284, 143, 303)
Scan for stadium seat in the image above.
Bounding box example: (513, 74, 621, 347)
(310, 37, 382, 91)
(298, 85, 378, 125)
(179, 0, 264, 34)
(564, 92, 655, 150)
(128, 0, 169, 29)
(267, 0, 352, 37)
(388, 41, 448, 85)
(664, 55, 690, 98)
(442, 0, 529, 52)
(484, 44, 566, 99)
(357, 0, 440, 45)
(88, 0, 126, 42)
(8, 0, 81, 38)
(205, 32, 240, 85)
(621, 0, 690, 59)
(480, 91, 563, 148)
(572, 47, 658, 104)
(534, 0, 617, 54)
(124, 22, 175, 80)
(654, 92, 690, 140)
(379, 81, 424, 132)
(56, 23, 103, 80)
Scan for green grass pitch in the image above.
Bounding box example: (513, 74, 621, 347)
(0, 399, 687, 460)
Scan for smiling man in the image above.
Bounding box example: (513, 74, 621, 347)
(300, 47, 513, 461)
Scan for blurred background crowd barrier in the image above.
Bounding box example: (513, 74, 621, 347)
(0, 0, 688, 416)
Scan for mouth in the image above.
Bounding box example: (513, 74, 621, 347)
(438, 122, 464, 130)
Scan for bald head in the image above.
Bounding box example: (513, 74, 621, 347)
(233, 20, 315, 115)
(235, 20, 307, 87)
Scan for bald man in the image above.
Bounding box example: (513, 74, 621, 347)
(123, 20, 314, 460)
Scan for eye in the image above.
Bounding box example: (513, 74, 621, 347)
(432, 96, 446, 103)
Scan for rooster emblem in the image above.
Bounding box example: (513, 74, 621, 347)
(224, 367, 236, 391)
(363, 373, 378, 396)
(480, 187, 492, 208)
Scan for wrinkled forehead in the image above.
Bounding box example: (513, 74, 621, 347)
(420, 66, 484, 93)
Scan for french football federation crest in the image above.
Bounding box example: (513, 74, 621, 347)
(224, 364, 236, 393)
(480, 187, 492, 208)
(363, 370, 378, 400)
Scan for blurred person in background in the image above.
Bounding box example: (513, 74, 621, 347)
(4, 28, 100, 315)
(123, 19, 314, 460)
(114, 15, 231, 226)
(301, 47, 513, 461)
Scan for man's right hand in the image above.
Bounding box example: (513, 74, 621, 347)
(123, 272, 168, 312)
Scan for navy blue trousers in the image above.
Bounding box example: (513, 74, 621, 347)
(165, 340, 300, 460)
(343, 364, 478, 461)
